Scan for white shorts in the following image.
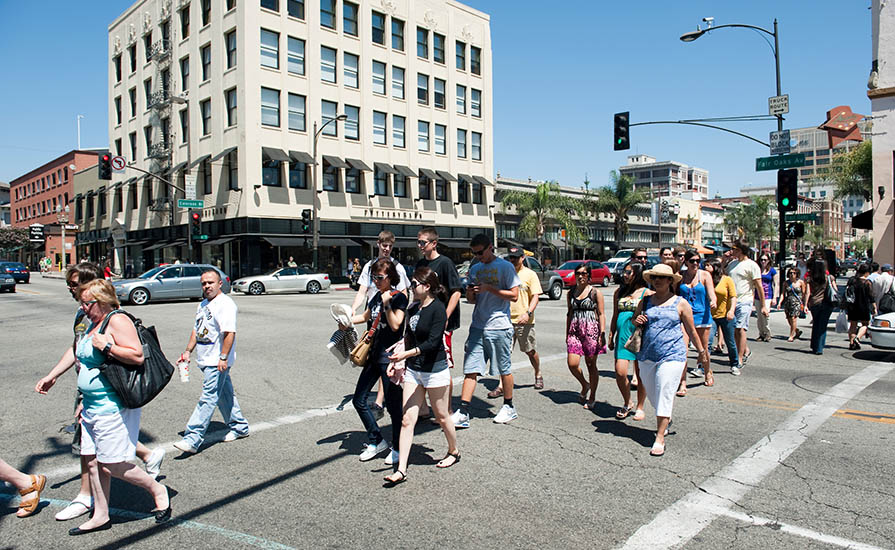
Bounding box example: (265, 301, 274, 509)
(80, 408, 141, 463)
(404, 365, 451, 388)
(637, 360, 686, 418)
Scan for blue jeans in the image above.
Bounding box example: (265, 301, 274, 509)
(352, 359, 402, 449)
(183, 365, 249, 449)
(713, 317, 739, 369)
(809, 302, 835, 354)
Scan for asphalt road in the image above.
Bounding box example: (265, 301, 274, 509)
(1, 275, 893, 550)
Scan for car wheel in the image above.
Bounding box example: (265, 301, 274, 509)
(307, 280, 321, 294)
(248, 281, 265, 295)
(549, 281, 563, 300)
(129, 287, 150, 305)
(602, 276, 610, 287)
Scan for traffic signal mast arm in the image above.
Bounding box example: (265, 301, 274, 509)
(629, 120, 771, 147)
(123, 163, 187, 195)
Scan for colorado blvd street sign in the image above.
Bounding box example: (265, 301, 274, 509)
(768, 94, 789, 116)
(756, 153, 805, 171)
(784, 213, 817, 222)
(110, 155, 126, 171)
(178, 199, 204, 208)
(769, 129, 791, 155)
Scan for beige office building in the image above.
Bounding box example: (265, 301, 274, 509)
(105, 0, 494, 277)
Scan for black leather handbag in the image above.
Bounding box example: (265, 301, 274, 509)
(97, 310, 175, 409)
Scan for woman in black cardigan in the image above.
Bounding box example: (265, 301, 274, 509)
(384, 267, 460, 484)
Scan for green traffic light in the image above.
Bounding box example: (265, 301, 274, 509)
(781, 198, 790, 206)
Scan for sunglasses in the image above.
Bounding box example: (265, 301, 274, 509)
(674, 254, 685, 258)
(81, 299, 98, 306)
(417, 239, 433, 247)
(652, 275, 672, 282)
(634, 256, 647, 260)
(67, 281, 79, 288)
(371, 274, 387, 282)
(761, 258, 770, 262)
(411, 279, 425, 289)
(687, 258, 700, 264)
(575, 271, 589, 277)
(472, 245, 491, 256)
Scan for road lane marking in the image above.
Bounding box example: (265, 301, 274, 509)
(690, 392, 895, 424)
(13, 288, 40, 294)
(618, 360, 894, 550)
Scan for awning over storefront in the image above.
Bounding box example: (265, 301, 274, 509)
(124, 239, 150, 246)
(85, 190, 95, 197)
(474, 175, 492, 186)
(263, 236, 308, 247)
(419, 168, 438, 179)
(73, 193, 83, 200)
(189, 154, 211, 169)
(124, 177, 137, 185)
(289, 150, 314, 164)
(322, 155, 350, 169)
(394, 165, 416, 178)
(261, 147, 290, 163)
(438, 239, 473, 249)
(167, 161, 188, 174)
(143, 240, 173, 251)
(110, 182, 123, 190)
(851, 208, 873, 230)
(317, 237, 358, 246)
(457, 173, 476, 184)
(203, 237, 235, 246)
(374, 162, 398, 175)
(436, 170, 457, 182)
(211, 146, 237, 162)
(346, 158, 372, 171)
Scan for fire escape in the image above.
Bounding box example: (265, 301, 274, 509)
(147, 18, 174, 222)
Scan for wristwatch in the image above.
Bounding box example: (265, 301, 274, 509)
(103, 342, 113, 356)
(219, 353, 228, 361)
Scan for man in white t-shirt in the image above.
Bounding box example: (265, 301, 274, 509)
(872, 264, 895, 312)
(726, 239, 768, 374)
(174, 270, 249, 454)
(350, 230, 411, 314)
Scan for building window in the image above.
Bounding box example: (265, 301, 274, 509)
(200, 98, 211, 135)
(344, 52, 358, 88)
(472, 182, 483, 204)
(417, 73, 428, 105)
(416, 27, 428, 58)
(456, 84, 466, 114)
(228, 150, 239, 190)
(322, 100, 338, 136)
(179, 108, 189, 143)
(129, 44, 137, 72)
(371, 10, 385, 44)
(144, 78, 152, 109)
(435, 178, 447, 201)
(225, 29, 237, 69)
(471, 131, 481, 160)
(393, 115, 405, 148)
(262, 0, 278, 14)
(288, 92, 306, 131)
(456, 41, 466, 70)
(144, 32, 153, 62)
(287, 0, 304, 19)
(470, 46, 481, 75)
(394, 174, 407, 197)
(129, 131, 137, 160)
(180, 57, 189, 91)
(161, 116, 170, 147)
(113, 55, 122, 82)
(289, 161, 307, 188)
(418, 120, 429, 152)
(144, 125, 152, 153)
(321, 46, 337, 83)
(115, 138, 122, 156)
(392, 18, 404, 50)
(374, 167, 388, 195)
(471, 88, 481, 118)
(434, 124, 446, 155)
(287, 36, 305, 75)
(201, 43, 211, 80)
(391, 66, 404, 99)
(262, 157, 282, 186)
(344, 104, 359, 140)
(433, 33, 445, 63)
(225, 87, 237, 126)
(434, 78, 445, 109)
(343, 1, 358, 36)
(114, 97, 122, 124)
(87, 195, 94, 218)
(226, 0, 236, 11)
(260, 29, 279, 69)
(457, 129, 466, 158)
(458, 180, 469, 203)
(372, 61, 386, 95)
(320, 0, 336, 29)
(201, 0, 211, 26)
(261, 87, 280, 127)
(202, 158, 212, 194)
(179, 5, 190, 37)
(322, 160, 339, 191)
(345, 168, 360, 193)
(373, 111, 387, 144)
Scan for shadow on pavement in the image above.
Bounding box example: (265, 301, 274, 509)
(592, 419, 655, 448)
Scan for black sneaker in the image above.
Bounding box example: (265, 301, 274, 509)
(370, 404, 384, 420)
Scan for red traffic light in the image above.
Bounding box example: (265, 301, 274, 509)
(191, 212, 200, 220)
(102, 154, 110, 161)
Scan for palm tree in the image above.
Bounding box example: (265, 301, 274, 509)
(805, 225, 830, 249)
(722, 196, 777, 245)
(596, 170, 650, 251)
(498, 181, 580, 262)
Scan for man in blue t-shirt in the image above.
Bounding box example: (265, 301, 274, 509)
(451, 234, 520, 428)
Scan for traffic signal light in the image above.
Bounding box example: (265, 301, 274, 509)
(190, 210, 202, 240)
(98, 152, 112, 180)
(301, 209, 311, 233)
(613, 112, 630, 151)
(776, 168, 798, 212)
(785, 222, 805, 239)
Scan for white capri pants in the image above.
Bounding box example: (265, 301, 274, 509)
(637, 360, 686, 418)
(80, 408, 141, 463)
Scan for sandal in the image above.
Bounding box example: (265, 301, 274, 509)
(436, 452, 461, 469)
(16, 474, 46, 518)
(383, 470, 407, 485)
(676, 386, 687, 397)
(650, 442, 665, 457)
(630, 377, 638, 389)
(616, 405, 634, 419)
(632, 409, 645, 421)
(533, 377, 544, 390)
(578, 389, 588, 405)
(704, 372, 714, 387)
(487, 388, 503, 399)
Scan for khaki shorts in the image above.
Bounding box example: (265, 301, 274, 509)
(513, 323, 537, 353)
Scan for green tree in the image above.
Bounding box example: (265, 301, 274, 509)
(805, 224, 830, 248)
(0, 227, 29, 253)
(498, 181, 581, 262)
(722, 196, 777, 245)
(595, 170, 650, 250)
(851, 234, 873, 256)
(814, 140, 872, 201)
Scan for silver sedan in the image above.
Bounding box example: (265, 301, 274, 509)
(232, 267, 331, 295)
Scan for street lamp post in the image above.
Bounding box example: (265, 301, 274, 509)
(311, 114, 347, 272)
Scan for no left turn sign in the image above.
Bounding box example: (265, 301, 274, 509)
(111, 155, 126, 171)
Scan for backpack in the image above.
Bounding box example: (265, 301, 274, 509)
(880, 284, 895, 314)
(844, 278, 857, 305)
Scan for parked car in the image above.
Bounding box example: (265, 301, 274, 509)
(869, 312, 895, 350)
(0, 272, 15, 292)
(113, 264, 231, 305)
(459, 257, 564, 300)
(613, 255, 661, 283)
(555, 260, 612, 287)
(232, 267, 331, 295)
(0, 262, 30, 283)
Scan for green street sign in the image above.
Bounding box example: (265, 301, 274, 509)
(178, 199, 204, 208)
(784, 213, 816, 222)
(197, 234, 209, 241)
(755, 153, 805, 171)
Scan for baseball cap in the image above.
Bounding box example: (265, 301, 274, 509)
(883, 264, 893, 272)
(506, 247, 524, 258)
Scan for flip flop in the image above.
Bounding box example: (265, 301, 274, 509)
(704, 373, 715, 387)
(578, 390, 588, 404)
(616, 405, 634, 419)
(650, 442, 665, 457)
(486, 388, 503, 399)
(632, 409, 646, 421)
(676, 387, 687, 397)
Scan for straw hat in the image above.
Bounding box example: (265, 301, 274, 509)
(643, 263, 682, 285)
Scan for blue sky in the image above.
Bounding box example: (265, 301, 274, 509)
(0, 1, 871, 197)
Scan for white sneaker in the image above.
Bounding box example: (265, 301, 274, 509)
(450, 409, 470, 429)
(384, 448, 399, 465)
(731, 366, 742, 376)
(55, 496, 93, 521)
(223, 430, 249, 442)
(493, 404, 518, 424)
(173, 440, 198, 454)
(359, 440, 389, 461)
(144, 448, 165, 479)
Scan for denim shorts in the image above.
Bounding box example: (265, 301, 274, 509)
(734, 300, 753, 329)
(464, 327, 514, 376)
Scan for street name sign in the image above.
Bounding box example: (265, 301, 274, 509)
(178, 199, 204, 208)
(185, 173, 197, 200)
(110, 155, 126, 172)
(769, 129, 791, 155)
(768, 94, 789, 116)
(755, 153, 805, 171)
(197, 234, 209, 241)
(784, 213, 817, 222)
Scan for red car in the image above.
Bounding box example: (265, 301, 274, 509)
(555, 260, 612, 287)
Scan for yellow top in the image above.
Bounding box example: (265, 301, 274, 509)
(711, 275, 736, 319)
(510, 266, 542, 324)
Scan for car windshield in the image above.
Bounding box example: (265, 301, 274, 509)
(138, 267, 166, 279)
(558, 261, 583, 271)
